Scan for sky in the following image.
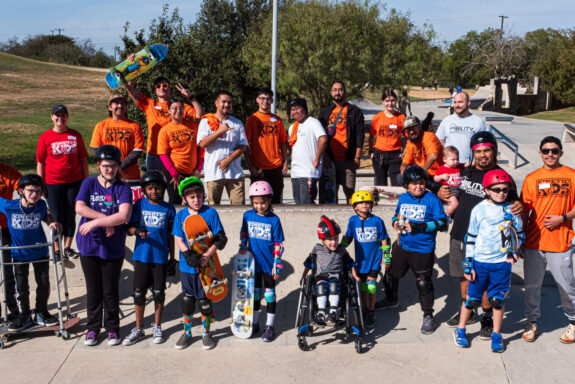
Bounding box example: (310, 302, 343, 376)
(1, 1, 575, 58)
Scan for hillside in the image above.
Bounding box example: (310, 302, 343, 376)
(0, 52, 110, 173)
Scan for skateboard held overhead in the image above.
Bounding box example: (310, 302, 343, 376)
(105, 44, 168, 89)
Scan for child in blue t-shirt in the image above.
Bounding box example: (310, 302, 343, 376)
(238, 181, 285, 342)
(0, 174, 61, 332)
(341, 190, 389, 329)
(122, 171, 176, 346)
(384, 166, 447, 335)
(172, 176, 227, 351)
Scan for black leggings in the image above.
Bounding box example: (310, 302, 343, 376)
(46, 181, 82, 238)
(254, 272, 276, 314)
(13, 256, 50, 315)
(1, 229, 18, 317)
(167, 173, 192, 205)
(372, 149, 402, 186)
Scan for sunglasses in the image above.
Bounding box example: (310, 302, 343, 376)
(155, 83, 169, 89)
(488, 187, 509, 194)
(541, 148, 561, 155)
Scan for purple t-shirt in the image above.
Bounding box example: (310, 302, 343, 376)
(75, 176, 132, 259)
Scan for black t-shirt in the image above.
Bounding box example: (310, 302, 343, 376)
(450, 165, 518, 241)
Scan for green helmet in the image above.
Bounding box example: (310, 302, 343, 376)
(178, 176, 204, 197)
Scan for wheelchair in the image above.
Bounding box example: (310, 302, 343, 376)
(295, 269, 364, 353)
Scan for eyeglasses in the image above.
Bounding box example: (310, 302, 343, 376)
(99, 164, 119, 170)
(257, 97, 273, 102)
(24, 188, 42, 194)
(488, 187, 509, 194)
(155, 83, 169, 89)
(541, 148, 561, 155)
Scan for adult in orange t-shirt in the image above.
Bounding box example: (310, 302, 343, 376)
(157, 100, 202, 204)
(124, 74, 204, 176)
(520, 136, 575, 344)
(0, 162, 21, 320)
(90, 95, 145, 183)
(245, 88, 288, 204)
(369, 89, 406, 186)
(400, 116, 443, 180)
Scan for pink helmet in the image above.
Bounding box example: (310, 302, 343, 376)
(249, 180, 273, 197)
(483, 169, 512, 189)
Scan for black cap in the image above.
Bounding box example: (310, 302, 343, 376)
(289, 98, 308, 113)
(51, 104, 68, 115)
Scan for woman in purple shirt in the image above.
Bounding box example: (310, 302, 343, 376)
(75, 145, 132, 346)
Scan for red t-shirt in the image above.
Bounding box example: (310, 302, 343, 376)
(36, 128, 88, 184)
(435, 165, 463, 187)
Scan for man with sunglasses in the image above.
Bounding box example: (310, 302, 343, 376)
(125, 76, 204, 177)
(521, 136, 575, 344)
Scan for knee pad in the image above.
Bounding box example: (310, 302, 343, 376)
(366, 280, 377, 295)
(315, 281, 328, 296)
(328, 278, 341, 295)
(181, 294, 196, 315)
(264, 288, 276, 303)
(152, 289, 165, 305)
(198, 298, 213, 316)
(360, 282, 368, 292)
(415, 275, 433, 295)
(465, 297, 482, 310)
(254, 288, 261, 301)
(133, 289, 147, 306)
(489, 296, 504, 309)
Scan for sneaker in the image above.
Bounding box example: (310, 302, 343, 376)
(122, 327, 145, 346)
(7, 312, 34, 332)
(326, 312, 337, 327)
(311, 313, 326, 327)
(421, 314, 436, 335)
(64, 247, 80, 259)
(53, 250, 62, 263)
(152, 323, 165, 344)
(560, 324, 575, 344)
(365, 311, 376, 329)
(34, 311, 59, 327)
(522, 321, 538, 342)
(175, 332, 191, 350)
(491, 331, 504, 352)
(202, 333, 215, 350)
(375, 298, 398, 310)
(447, 310, 478, 328)
(261, 326, 275, 342)
(453, 328, 470, 348)
(84, 330, 98, 346)
(108, 331, 121, 346)
(479, 315, 493, 340)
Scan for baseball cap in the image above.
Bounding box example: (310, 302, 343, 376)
(108, 94, 127, 105)
(404, 116, 421, 129)
(51, 104, 68, 115)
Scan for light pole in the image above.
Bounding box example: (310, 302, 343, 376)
(271, 0, 278, 113)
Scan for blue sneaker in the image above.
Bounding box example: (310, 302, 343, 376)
(454, 328, 470, 348)
(491, 332, 504, 353)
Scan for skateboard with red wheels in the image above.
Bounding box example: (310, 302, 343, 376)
(0, 315, 80, 349)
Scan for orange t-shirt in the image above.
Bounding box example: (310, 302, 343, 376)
(370, 111, 406, 151)
(137, 94, 197, 155)
(0, 163, 22, 228)
(521, 165, 575, 252)
(328, 105, 348, 161)
(245, 111, 287, 170)
(402, 131, 443, 176)
(90, 117, 145, 181)
(157, 120, 200, 175)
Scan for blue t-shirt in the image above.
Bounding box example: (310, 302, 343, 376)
(0, 198, 49, 261)
(345, 214, 388, 273)
(172, 205, 224, 274)
(75, 176, 132, 260)
(241, 209, 285, 274)
(130, 198, 176, 264)
(395, 191, 447, 253)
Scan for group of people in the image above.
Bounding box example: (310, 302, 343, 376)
(1, 75, 575, 353)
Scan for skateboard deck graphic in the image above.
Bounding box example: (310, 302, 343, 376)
(105, 44, 168, 89)
(183, 214, 228, 302)
(230, 251, 255, 338)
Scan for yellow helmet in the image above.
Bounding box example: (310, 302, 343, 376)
(351, 190, 374, 206)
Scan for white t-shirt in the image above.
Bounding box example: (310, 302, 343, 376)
(288, 117, 326, 179)
(197, 115, 249, 182)
(436, 114, 487, 163)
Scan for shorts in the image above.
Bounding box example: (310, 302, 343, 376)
(467, 261, 511, 301)
(449, 238, 466, 277)
(133, 260, 167, 291)
(388, 242, 435, 280)
(181, 271, 207, 299)
(334, 160, 356, 195)
(357, 270, 379, 281)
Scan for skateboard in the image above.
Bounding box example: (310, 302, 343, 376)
(319, 157, 337, 204)
(0, 315, 80, 349)
(230, 251, 255, 339)
(360, 186, 405, 206)
(105, 44, 169, 89)
(183, 214, 228, 302)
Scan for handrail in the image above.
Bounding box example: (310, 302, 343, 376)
(489, 125, 529, 169)
(562, 123, 575, 144)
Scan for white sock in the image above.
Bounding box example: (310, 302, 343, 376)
(329, 294, 339, 310)
(266, 313, 275, 327)
(317, 296, 328, 313)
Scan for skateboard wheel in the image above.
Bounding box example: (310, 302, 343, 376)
(245, 320, 251, 327)
(498, 225, 505, 230)
(55, 331, 61, 337)
(61, 330, 70, 340)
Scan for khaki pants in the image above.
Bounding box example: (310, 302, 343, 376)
(207, 178, 245, 205)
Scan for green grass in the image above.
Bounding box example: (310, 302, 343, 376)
(527, 107, 575, 124)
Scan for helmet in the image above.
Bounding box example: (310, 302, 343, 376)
(178, 176, 204, 197)
(141, 171, 167, 189)
(95, 144, 122, 164)
(317, 216, 341, 240)
(351, 190, 374, 206)
(470, 131, 497, 151)
(248, 180, 273, 198)
(402, 166, 428, 188)
(483, 169, 512, 189)
(456, 85, 462, 92)
(18, 174, 43, 189)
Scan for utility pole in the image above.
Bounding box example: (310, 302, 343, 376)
(53, 28, 65, 36)
(498, 15, 508, 33)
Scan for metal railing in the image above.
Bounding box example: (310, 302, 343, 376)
(562, 123, 575, 144)
(489, 125, 529, 169)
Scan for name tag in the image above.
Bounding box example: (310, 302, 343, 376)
(68, 136, 77, 140)
(538, 183, 551, 190)
(270, 117, 277, 123)
(389, 124, 398, 129)
(154, 106, 162, 110)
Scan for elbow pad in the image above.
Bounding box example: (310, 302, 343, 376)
(212, 231, 228, 250)
(409, 222, 428, 232)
